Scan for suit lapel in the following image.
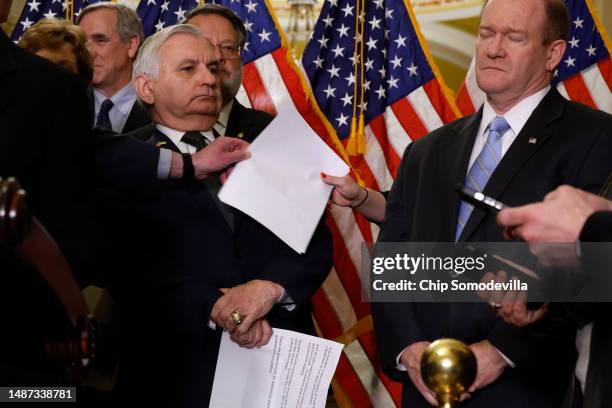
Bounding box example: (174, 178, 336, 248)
(438, 111, 482, 241)
(149, 128, 178, 152)
(123, 101, 151, 133)
(459, 90, 564, 241)
(225, 99, 250, 140)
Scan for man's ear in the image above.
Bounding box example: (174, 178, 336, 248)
(134, 75, 154, 105)
(546, 39, 567, 72)
(127, 36, 141, 60)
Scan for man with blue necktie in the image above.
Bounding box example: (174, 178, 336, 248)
(78, 2, 151, 132)
(372, 0, 612, 407)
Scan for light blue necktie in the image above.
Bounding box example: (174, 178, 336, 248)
(455, 116, 510, 241)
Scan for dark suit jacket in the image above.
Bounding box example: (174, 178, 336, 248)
(0, 30, 96, 385)
(224, 98, 274, 141)
(560, 212, 612, 408)
(373, 89, 612, 407)
(112, 123, 332, 407)
(0, 29, 170, 386)
(87, 85, 151, 133)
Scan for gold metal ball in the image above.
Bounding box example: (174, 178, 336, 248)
(420, 338, 477, 408)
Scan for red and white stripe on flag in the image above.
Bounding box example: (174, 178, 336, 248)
(456, 0, 612, 116)
(217, 0, 461, 405)
(297, 0, 460, 406)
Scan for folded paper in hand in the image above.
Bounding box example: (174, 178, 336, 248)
(218, 105, 350, 253)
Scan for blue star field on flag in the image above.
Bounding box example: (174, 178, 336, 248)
(137, 0, 198, 38)
(11, 0, 107, 42)
(553, 0, 609, 84)
(137, 0, 282, 65)
(301, 0, 434, 139)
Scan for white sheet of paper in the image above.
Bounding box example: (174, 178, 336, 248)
(218, 105, 349, 253)
(209, 329, 343, 408)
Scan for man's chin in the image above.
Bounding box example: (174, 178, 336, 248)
(92, 75, 104, 87)
(190, 106, 220, 117)
(476, 77, 510, 96)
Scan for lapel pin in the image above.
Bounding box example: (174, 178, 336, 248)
(528, 137, 537, 144)
(155, 141, 167, 148)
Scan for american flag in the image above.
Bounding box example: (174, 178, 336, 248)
(11, 0, 107, 42)
(136, 0, 346, 140)
(456, 0, 612, 115)
(139, 0, 459, 405)
(301, 0, 459, 406)
(136, 1, 381, 404)
(137, 0, 198, 37)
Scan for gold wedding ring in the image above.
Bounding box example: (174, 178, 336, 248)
(231, 310, 243, 326)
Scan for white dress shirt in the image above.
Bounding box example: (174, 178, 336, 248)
(215, 100, 234, 137)
(93, 82, 139, 133)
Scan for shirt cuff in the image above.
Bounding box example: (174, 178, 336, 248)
(207, 319, 217, 330)
(277, 287, 296, 311)
(495, 347, 516, 368)
(395, 346, 409, 371)
(157, 148, 172, 180)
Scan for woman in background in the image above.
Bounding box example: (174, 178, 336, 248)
(18, 18, 93, 82)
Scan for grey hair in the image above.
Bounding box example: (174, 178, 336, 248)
(133, 24, 205, 80)
(78, 2, 144, 45)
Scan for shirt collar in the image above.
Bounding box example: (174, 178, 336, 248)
(93, 82, 138, 115)
(215, 100, 234, 135)
(156, 124, 215, 149)
(479, 86, 551, 137)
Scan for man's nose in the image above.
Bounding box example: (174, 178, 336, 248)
(214, 45, 226, 64)
(198, 68, 217, 87)
(487, 35, 506, 58)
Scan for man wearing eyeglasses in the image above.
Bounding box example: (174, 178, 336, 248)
(183, 4, 274, 143)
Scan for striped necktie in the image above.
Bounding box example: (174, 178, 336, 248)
(455, 116, 510, 241)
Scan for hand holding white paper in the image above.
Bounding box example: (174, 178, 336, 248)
(218, 105, 350, 253)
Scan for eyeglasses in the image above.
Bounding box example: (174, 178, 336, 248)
(215, 43, 242, 60)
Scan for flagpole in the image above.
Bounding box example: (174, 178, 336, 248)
(348, 0, 360, 152)
(65, 0, 73, 23)
(347, 0, 367, 156)
(356, 0, 366, 154)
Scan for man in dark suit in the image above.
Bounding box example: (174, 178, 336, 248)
(0, 0, 95, 386)
(78, 2, 151, 132)
(112, 25, 331, 407)
(495, 185, 612, 408)
(184, 4, 274, 142)
(0, 1, 249, 386)
(372, 0, 612, 407)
